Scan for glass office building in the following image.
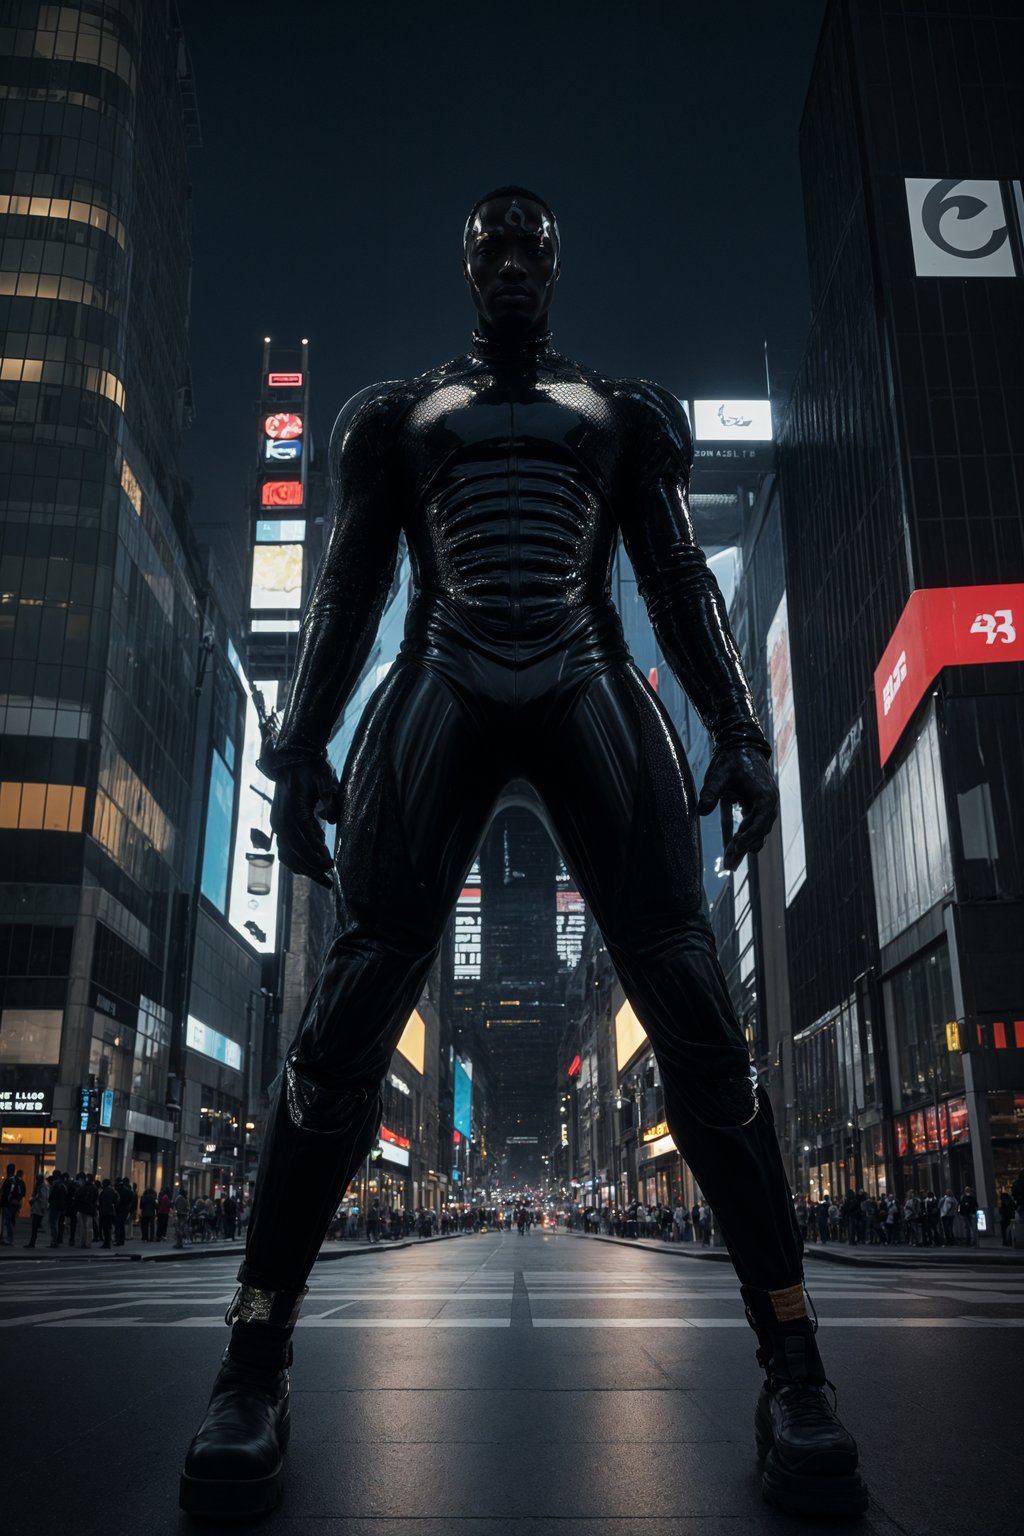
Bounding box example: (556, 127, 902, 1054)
(773, 0, 1024, 1210)
(0, 1, 227, 1190)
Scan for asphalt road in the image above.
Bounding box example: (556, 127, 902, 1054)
(3, 1229, 1021, 1536)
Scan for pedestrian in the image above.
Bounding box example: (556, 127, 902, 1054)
(66, 1174, 82, 1245)
(817, 1199, 830, 1244)
(998, 1191, 1015, 1246)
(923, 1191, 940, 1247)
(140, 1187, 157, 1242)
(76, 1174, 99, 1247)
(47, 1171, 68, 1247)
(365, 1199, 380, 1243)
(115, 1177, 132, 1246)
(958, 1186, 979, 1247)
(0, 1162, 25, 1244)
(173, 1185, 190, 1248)
(938, 1189, 956, 1246)
(98, 1178, 117, 1248)
(699, 1200, 713, 1246)
(25, 1171, 49, 1247)
(223, 1194, 239, 1241)
(156, 1188, 171, 1241)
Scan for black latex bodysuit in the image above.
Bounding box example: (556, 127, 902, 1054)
(243, 329, 802, 1296)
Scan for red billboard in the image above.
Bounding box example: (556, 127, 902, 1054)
(261, 480, 304, 508)
(267, 371, 302, 387)
(874, 584, 1024, 766)
(264, 412, 303, 440)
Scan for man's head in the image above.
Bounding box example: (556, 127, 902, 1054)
(463, 185, 560, 336)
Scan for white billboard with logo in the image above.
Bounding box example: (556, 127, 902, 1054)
(904, 178, 1016, 278)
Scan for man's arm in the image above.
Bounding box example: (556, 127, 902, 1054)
(260, 382, 405, 883)
(618, 381, 777, 869)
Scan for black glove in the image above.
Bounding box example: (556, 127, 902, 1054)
(268, 757, 340, 889)
(697, 745, 779, 872)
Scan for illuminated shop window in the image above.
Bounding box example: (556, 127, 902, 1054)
(0, 782, 85, 831)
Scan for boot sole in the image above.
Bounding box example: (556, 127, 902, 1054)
(761, 1447, 869, 1519)
(178, 1414, 290, 1523)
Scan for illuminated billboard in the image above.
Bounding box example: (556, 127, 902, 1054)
(555, 876, 585, 968)
(454, 1056, 472, 1137)
(228, 675, 279, 953)
(874, 584, 1024, 767)
(692, 399, 773, 441)
(396, 1008, 425, 1074)
(454, 861, 481, 978)
(261, 480, 304, 508)
(615, 998, 648, 1073)
(264, 412, 303, 440)
(904, 178, 1016, 279)
(250, 543, 303, 609)
(267, 371, 302, 387)
(187, 1014, 242, 1071)
(200, 748, 235, 914)
(265, 438, 302, 464)
(766, 592, 807, 904)
(256, 519, 305, 543)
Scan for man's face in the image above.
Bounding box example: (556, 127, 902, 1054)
(464, 196, 560, 332)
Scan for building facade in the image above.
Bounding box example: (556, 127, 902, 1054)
(0, 1, 216, 1192)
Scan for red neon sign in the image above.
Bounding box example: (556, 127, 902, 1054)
(874, 584, 1024, 766)
(264, 412, 303, 440)
(452, 1129, 461, 1144)
(267, 371, 302, 387)
(261, 480, 304, 508)
(380, 1125, 411, 1150)
(567, 1054, 581, 1077)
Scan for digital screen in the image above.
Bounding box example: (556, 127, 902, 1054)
(265, 438, 302, 463)
(251, 543, 303, 609)
(767, 592, 807, 906)
(264, 412, 303, 440)
(187, 1014, 243, 1071)
(100, 1088, 114, 1128)
(228, 675, 280, 953)
(200, 748, 235, 913)
(454, 1056, 473, 1137)
(250, 619, 300, 632)
(261, 480, 304, 508)
(692, 399, 773, 441)
(256, 519, 305, 543)
(267, 371, 302, 387)
(555, 882, 585, 967)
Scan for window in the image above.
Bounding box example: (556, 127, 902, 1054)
(0, 1008, 63, 1063)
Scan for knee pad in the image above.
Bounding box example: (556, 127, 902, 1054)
(283, 1054, 379, 1136)
(676, 1059, 760, 1130)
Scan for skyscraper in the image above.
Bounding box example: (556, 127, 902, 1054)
(0, 1, 219, 1187)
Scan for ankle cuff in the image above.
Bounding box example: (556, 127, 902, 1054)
(225, 1283, 307, 1329)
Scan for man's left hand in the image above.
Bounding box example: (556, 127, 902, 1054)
(698, 746, 779, 871)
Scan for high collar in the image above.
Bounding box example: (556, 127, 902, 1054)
(470, 327, 553, 365)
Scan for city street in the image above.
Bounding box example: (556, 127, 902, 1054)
(3, 1229, 1021, 1536)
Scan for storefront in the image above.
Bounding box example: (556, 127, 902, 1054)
(0, 1081, 58, 1212)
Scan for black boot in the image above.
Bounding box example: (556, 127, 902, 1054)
(179, 1284, 306, 1523)
(742, 1284, 868, 1519)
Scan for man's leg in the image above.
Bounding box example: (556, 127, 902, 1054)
(180, 660, 501, 1521)
(534, 662, 866, 1518)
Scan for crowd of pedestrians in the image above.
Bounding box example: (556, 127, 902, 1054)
(571, 1200, 718, 1244)
(0, 1165, 247, 1249)
(793, 1180, 1022, 1247)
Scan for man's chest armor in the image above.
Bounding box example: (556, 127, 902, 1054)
(397, 366, 624, 622)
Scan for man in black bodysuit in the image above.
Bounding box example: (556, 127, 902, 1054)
(179, 188, 867, 1522)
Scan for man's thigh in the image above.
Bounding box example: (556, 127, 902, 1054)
(332, 659, 503, 946)
(530, 661, 705, 941)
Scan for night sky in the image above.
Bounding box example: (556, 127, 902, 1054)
(178, 0, 826, 529)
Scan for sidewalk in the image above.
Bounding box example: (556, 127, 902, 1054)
(0, 1230, 475, 1265)
(567, 1230, 1024, 1267)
